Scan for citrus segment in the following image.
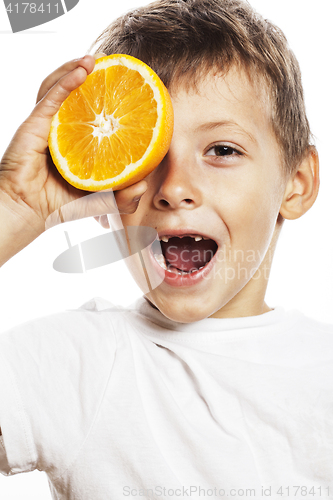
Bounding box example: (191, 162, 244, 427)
(58, 89, 95, 124)
(80, 70, 105, 115)
(48, 54, 174, 191)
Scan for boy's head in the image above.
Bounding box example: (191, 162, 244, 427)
(93, 0, 319, 322)
(94, 0, 311, 175)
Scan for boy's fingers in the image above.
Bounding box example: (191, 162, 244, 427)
(36, 55, 95, 103)
(45, 190, 119, 229)
(114, 181, 148, 214)
(45, 183, 147, 229)
(93, 180, 148, 228)
(94, 52, 107, 60)
(32, 65, 89, 123)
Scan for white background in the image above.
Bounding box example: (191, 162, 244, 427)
(0, 0, 332, 497)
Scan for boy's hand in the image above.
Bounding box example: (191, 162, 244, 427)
(36, 52, 147, 225)
(0, 54, 147, 265)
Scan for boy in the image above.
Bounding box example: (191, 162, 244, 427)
(0, 0, 331, 498)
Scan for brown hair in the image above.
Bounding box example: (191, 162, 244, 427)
(92, 0, 312, 174)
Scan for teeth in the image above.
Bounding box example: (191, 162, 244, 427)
(168, 267, 182, 275)
(160, 234, 208, 242)
(154, 251, 207, 275)
(154, 253, 167, 270)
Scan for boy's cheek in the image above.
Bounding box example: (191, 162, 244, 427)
(120, 212, 140, 229)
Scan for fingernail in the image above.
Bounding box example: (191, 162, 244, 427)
(132, 196, 142, 203)
(94, 53, 107, 59)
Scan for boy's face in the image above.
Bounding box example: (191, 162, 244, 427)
(120, 66, 288, 322)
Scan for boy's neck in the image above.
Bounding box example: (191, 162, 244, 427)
(209, 242, 275, 319)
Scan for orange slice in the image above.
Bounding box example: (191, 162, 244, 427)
(48, 54, 174, 191)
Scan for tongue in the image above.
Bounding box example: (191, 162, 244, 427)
(162, 237, 216, 271)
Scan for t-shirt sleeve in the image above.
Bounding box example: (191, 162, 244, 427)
(0, 308, 117, 477)
(0, 435, 10, 475)
(0, 341, 39, 476)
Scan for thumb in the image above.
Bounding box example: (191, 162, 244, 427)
(5, 57, 95, 161)
(30, 57, 93, 137)
(45, 190, 120, 230)
(34, 66, 88, 120)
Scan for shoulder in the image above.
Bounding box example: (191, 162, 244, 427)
(0, 297, 126, 404)
(278, 310, 333, 365)
(291, 310, 333, 337)
(0, 297, 120, 353)
(0, 296, 149, 387)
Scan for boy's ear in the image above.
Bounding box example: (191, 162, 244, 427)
(279, 146, 320, 220)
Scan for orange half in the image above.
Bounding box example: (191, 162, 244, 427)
(48, 54, 174, 191)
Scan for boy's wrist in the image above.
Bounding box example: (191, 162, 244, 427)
(0, 188, 45, 267)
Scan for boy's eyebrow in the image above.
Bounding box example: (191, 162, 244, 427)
(195, 120, 257, 145)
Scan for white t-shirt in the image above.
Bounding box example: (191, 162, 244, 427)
(0, 297, 333, 500)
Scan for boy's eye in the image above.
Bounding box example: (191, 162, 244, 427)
(205, 145, 240, 157)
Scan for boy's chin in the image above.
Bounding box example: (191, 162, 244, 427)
(144, 293, 220, 324)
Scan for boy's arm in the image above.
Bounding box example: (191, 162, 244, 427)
(0, 55, 147, 267)
(0, 188, 44, 267)
(0, 54, 148, 466)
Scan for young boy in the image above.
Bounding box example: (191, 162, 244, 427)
(0, 0, 331, 498)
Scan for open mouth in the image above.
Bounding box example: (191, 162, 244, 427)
(151, 234, 218, 275)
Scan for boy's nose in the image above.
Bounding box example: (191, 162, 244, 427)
(152, 151, 202, 210)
